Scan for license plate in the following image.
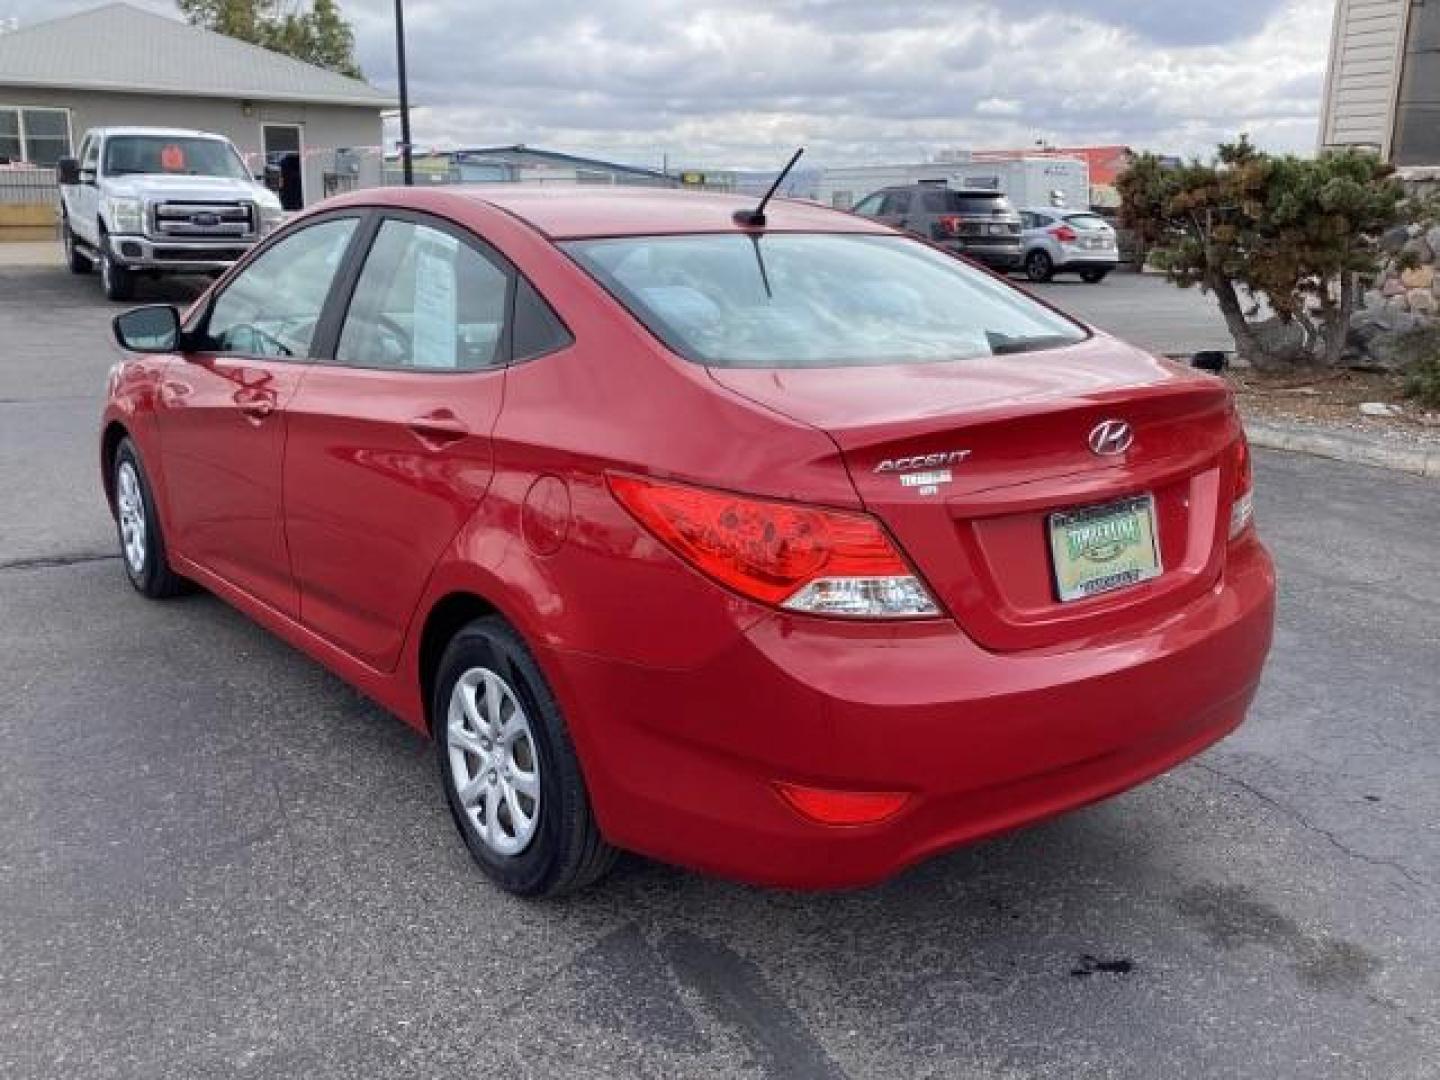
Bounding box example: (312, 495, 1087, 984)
(1048, 495, 1162, 602)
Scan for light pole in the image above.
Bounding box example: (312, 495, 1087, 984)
(394, 0, 413, 185)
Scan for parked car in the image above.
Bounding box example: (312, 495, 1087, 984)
(101, 187, 1275, 897)
(58, 126, 284, 301)
(1018, 207, 1120, 283)
(851, 182, 1024, 271)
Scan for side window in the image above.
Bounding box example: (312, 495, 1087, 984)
(198, 217, 358, 358)
(851, 193, 884, 217)
(512, 277, 572, 362)
(336, 218, 511, 371)
(880, 190, 912, 216)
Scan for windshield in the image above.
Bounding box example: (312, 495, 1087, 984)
(562, 233, 1087, 368)
(1064, 213, 1110, 230)
(103, 136, 251, 180)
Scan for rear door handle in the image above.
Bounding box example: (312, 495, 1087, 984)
(406, 413, 469, 448)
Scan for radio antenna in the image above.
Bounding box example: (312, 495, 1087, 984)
(732, 147, 805, 228)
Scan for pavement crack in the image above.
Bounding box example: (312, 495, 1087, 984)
(0, 552, 120, 572)
(1194, 761, 1430, 890)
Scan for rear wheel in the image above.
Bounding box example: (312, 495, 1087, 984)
(99, 232, 135, 301)
(434, 616, 617, 898)
(62, 217, 92, 274)
(113, 438, 189, 599)
(1080, 268, 1111, 284)
(1025, 249, 1054, 283)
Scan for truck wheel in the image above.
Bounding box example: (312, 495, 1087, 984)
(1025, 250, 1054, 283)
(99, 237, 135, 302)
(62, 217, 92, 274)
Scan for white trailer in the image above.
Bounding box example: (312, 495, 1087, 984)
(819, 155, 1090, 212)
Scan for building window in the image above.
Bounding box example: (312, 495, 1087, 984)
(1393, 0, 1440, 166)
(0, 107, 72, 166)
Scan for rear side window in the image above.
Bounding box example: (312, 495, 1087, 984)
(879, 191, 911, 215)
(511, 277, 572, 361)
(563, 233, 1086, 369)
(337, 218, 511, 371)
(1063, 213, 1110, 230)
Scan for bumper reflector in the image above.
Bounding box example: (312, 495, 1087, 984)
(775, 783, 910, 826)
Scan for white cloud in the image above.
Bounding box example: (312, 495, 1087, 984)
(13, 0, 1337, 169)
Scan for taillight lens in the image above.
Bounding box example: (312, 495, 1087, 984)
(1229, 435, 1254, 540)
(937, 214, 963, 237)
(1050, 224, 1078, 243)
(607, 474, 940, 618)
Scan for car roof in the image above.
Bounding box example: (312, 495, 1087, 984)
(420, 185, 892, 240)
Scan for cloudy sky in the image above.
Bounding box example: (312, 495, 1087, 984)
(18, 0, 1336, 169)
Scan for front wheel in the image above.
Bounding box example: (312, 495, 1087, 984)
(62, 217, 92, 274)
(99, 240, 135, 302)
(434, 616, 617, 898)
(1025, 249, 1054, 283)
(113, 438, 189, 598)
(1080, 268, 1111, 284)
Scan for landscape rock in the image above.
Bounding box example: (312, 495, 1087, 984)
(1383, 276, 1408, 297)
(1381, 225, 1411, 253)
(1409, 288, 1438, 315)
(1402, 237, 1434, 264)
(1401, 263, 1436, 290)
(1360, 401, 1402, 417)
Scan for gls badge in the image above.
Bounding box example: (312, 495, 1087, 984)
(873, 450, 972, 474)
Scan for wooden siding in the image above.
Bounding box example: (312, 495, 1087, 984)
(1319, 0, 1408, 153)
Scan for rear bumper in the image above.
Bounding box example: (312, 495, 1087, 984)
(106, 233, 253, 272)
(549, 538, 1276, 889)
(940, 240, 1023, 269)
(1057, 255, 1120, 272)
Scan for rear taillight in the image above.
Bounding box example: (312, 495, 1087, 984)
(1229, 435, 1254, 540)
(937, 214, 963, 237)
(607, 474, 940, 618)
(1049, 224, 1079, 243)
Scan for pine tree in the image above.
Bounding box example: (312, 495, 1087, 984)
(176, 0, 362, 78)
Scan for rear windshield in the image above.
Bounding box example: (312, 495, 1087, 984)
(923, 191, 1016, 215)
(1063, 212, 1110, 230)
(562, 233, 1087, 369)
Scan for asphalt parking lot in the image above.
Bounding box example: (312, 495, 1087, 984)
(3, 260, 1438, 1079)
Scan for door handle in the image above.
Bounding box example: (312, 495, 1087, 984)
(406, 413, 469, 448)
(239, 398, 275, 421)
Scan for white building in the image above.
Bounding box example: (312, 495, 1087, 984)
(1319, 0, 1440, 166)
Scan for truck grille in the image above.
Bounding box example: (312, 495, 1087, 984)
(149, 202, 255, 239)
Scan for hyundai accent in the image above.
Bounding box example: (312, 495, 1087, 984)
(101, 186, 1275, 896)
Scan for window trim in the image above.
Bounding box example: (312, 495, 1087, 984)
(0, 105, 72, 166)
(184, 209, 370, 363)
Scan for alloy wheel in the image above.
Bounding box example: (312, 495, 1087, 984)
(446, 666, 541, 856)
(116, 460, 146, 573)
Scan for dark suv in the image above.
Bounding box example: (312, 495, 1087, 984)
(851, 183, 1023, 271)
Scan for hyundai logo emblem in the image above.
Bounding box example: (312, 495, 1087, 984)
(1088, 419, 1133, 456)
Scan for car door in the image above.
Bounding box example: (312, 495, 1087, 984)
(157, 214, 362, 616)
(282, 212, 519, 671)
(71, 134, 101, 241)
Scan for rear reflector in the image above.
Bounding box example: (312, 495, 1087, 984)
(607, 473, 940, 618)
(1229, 435, 1255, 540)
(1050, 225, 1078, 243)
(775, 783, 910, 826)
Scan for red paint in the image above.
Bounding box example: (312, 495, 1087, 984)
(102, 186, 1275, 889)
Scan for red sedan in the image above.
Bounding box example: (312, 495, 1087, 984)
(101, 186, 1275, 896)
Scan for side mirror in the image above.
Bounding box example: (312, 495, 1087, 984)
(113, 305, 181, 353)
(57, 156, 81, 185)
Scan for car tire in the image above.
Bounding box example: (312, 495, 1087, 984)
(113, 438, 190, 599)
(433, 616, 618, 898)
(99, 234, 135, 302)
(1080, 268, 1111, 284)
(62, 217, 92, 274)
(1024, 250, 1055, 283)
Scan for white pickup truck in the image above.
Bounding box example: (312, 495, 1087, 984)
(58, 126, 285, 300)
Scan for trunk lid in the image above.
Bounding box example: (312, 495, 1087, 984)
(709, 336, 1243, 651)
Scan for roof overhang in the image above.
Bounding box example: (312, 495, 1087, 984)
(0, 75, 398, 110)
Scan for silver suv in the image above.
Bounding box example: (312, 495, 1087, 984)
(1018, 207, 1118, 283)
(851, 183, 1023, 271)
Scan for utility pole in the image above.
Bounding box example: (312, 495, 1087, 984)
(394, 0, 413, 185)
